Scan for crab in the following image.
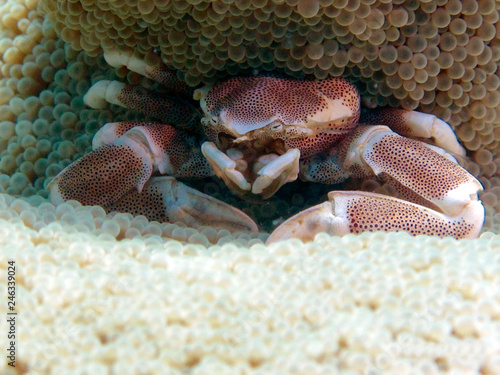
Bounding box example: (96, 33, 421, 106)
(48, 48, 485, 243)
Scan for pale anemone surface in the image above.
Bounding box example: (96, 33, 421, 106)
(1, 192, 500, 374)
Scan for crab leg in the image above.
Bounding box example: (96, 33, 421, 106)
(49, 123, 207, 207)
(103, 47, 194, 97)
(360, 108, 465, 156)
(267, 125, 484, 243)
(91, 121, 169, 149)
(84, 80, 199, 131)
(92, 122, 213, 179)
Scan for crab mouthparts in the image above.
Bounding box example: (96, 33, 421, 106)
(218, 135, 288, 177)
(203, 135, 300, 200)
(231, 123, 315, 144)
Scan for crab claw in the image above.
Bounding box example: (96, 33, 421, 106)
(268, 125, 485, 243)
(48, 121, 247, 231)
(108, 177, 258, 232)
(266, 191, 484, 244)
(339, 125, 483, 218)
(49, 123, 192, 207)
(201, 142, 300, 199)
(49, 143, 153, 207)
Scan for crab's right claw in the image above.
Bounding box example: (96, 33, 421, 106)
(108, 177, 258, 233)
(49, 122, 192, 207)
(49, 142, 153, 208)
(266, 191, 484, 244)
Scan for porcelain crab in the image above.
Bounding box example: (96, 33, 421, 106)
(49, 48, 485, 243)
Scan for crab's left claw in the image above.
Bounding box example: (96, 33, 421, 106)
(201, 142, 300, 199)
(267, 125, 484, 244)
(108, 177, 258, 233)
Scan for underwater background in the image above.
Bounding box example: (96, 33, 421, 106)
(0, 0, 500, 373)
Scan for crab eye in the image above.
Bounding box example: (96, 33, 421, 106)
(269, 123, 283, 133)
(202, 117, 217, 127)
